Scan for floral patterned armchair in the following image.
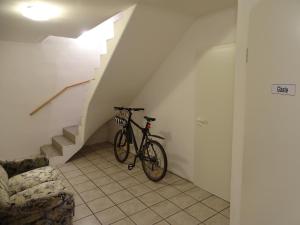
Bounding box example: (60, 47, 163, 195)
(0, 156, 74, 225)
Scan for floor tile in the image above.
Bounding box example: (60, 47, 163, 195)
(63, 169, 83, 179)
(72, 158, 89, 164)
(101, 182, 124, 195)
(220, 208, 230, 218)
(118, 177, 140, 188)
(74, 215, 101, 225)
(133, 173, 149, 183)
(95, 206, 126, 225)
(61, 178, 71, 187)
(76, 161, 94, 169)
(80, 165, 99, 174)
(185, 202, 217, 222)
(115, 161, 129, 169)
(150, 200, 180, 219)
(86, 154, 102, 161)
(169, 193, 197, 209)
(166, 211, 199, 225)
(163, 173, 182, 184)
(104, 166, 122, 174)
(185, 187, 212, 201)
(202, 196, 230, 212)
(68, 175, 89, 185)
(127, 184, 152, 197)
(155, 221, 170, 225)
(138, 191, 165, 207)
(80, 188, 105, 202)
(94, 176, 114, 187)
(204, 214, 229, 225)
(130, 208, 162, 225)
(118, 198, 147, 216)
(105, 155, 116, 161)
(96, 161, 114, 169)
(60, 164, 78, 173)
(73, 204, 93, 221)
(172, 180, 196, 192)
(75, 181, 97, 193)
(87, 196, 115, 213)
(91, 159, 107, 165)
(144, 180, 166, 190)
(111, 171, 130, 181)
(66, 186, 77, 194)
(73, 194, 84, 206)
(109, 189, 134, 204)
(156, 185, 181, 199)
(111, 217, 135, 225)
(86, 170, 106, 179)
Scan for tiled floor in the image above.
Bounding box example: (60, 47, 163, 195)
(57, 144, 230, 225)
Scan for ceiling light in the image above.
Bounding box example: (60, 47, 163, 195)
(18, 2, 61, 21)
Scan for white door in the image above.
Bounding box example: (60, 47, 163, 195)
(194, 44, 235, 201)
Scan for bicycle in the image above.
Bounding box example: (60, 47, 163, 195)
(113, 107, 168, 182)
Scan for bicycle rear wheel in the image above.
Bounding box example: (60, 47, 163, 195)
(114, 129, 130, 163)
(142, 140, 167, 182)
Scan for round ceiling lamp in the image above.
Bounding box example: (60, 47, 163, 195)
(18, 2, 62, 21)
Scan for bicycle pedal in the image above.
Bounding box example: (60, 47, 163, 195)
(128, 164, 135, 170)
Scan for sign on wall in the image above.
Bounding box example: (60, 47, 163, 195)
(271, 84, 296, 96)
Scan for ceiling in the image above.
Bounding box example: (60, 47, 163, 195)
(142, 0, 237, 18)
(0, 0, 236, 43)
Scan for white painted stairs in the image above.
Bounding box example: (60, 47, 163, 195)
(41, 125, 80, 165)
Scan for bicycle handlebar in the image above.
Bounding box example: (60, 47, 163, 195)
(114, 106, 144, 112)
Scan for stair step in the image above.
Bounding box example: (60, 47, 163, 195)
(41, 145, 62, 157)
(63, 125, 78, 143)
(52, 135, 74, 151)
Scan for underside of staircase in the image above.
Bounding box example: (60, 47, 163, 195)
(41, 125, 80, 165)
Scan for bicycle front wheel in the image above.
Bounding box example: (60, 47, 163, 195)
(114, 129, 130, 163)
(142, 140, 167, 182)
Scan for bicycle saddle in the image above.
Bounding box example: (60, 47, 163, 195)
(144, 116, 156, 122)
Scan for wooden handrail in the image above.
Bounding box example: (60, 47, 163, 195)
(30, 79, 94, 116)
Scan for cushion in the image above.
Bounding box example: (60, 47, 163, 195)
(8, 166, 59, 196)
(0, 165, 9, 208)
(10, 180, 66, 206)
(0, 165, 8, 184)
(0, 180, 9, 208)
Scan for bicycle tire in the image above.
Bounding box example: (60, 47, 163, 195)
(113, 129, 130, 163)
(142, 140, 167, 182)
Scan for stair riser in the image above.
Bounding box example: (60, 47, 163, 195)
(52, 138, 64, 154)
(63, 129, 76, 143)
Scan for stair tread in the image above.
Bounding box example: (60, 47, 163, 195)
(63, 125, 79, 136)
(41, 145, 62, 157)
(53, 135, 74, 146)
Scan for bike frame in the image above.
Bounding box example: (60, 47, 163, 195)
(125, 111, 150, 159)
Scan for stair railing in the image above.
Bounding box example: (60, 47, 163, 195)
(30, 79, 94, 116)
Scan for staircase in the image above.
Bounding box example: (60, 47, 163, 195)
(39, 6, 136, 166)
(41, 125, 79, 165)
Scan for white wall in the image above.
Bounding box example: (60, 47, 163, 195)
(0, 38, 99, 160)
(236, 1, 300, 225)
(85, 121, 110, 146)
(131, 7, 237, 181)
